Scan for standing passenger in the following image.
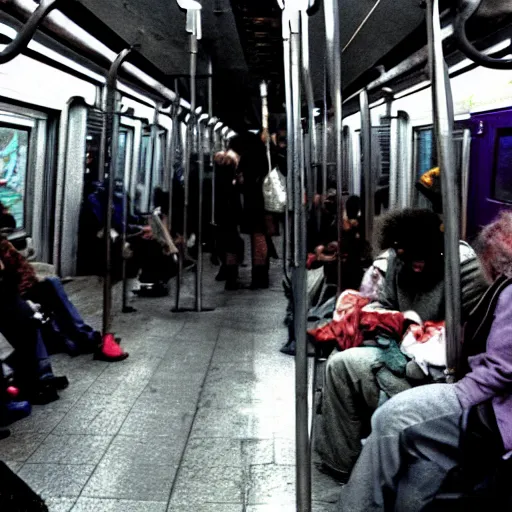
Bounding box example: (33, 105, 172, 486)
(214, 133, 276, 290)
(213, 149, 243, 290)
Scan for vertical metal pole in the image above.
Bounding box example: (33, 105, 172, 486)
(291, 35, 300, 269)
(121, 130, 135, 314)
(207, 58, 213, 118)
(324, 0, 344, 294)
(150, 107, 160, 209)
(211, 122, 222, 223)
(301, 13, 317, 211)
(426, 0, 461, 381)
(283, 30, 293, 281)
(122, 121, 140, 314)
(461, 128, 471, 240)
(167, 111, 177, 232)
(102, 48, 132, 336)
(261, 81, 272, 173)
(359, 89, 373, 245)
(174, 30, 197, 312)
(196, 115, 208, 311)
(168, 79, 180, 233)
(290, 9, 310, 511)
(207, 60, 215, 229)
(322, 64, 328, 198)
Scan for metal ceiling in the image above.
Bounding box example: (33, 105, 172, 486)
(3, 0, 512, 129)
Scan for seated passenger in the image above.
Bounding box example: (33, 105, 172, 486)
(281, 196, 371, 356)
(133, 187, 178, 296)
(308, 194, 370, 288)
(0, 289, 67, 404)
(0, 237, 126, 362)
(315, 209, 488, 482)
(336, 210, 512, 511)
(79, 180, 150, 281)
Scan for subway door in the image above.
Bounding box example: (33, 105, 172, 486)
(0, 104, 56, 261)
(466, 109, 512, 241)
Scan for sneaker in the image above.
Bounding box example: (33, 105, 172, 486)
(94, 333, 129, 362)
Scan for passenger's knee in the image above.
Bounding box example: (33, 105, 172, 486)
(370, 399, 398, 436)
(326, 347, 375, 380)
(326, 351, 349, 381)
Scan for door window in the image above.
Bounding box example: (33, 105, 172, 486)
(0, 126, 29, 229)
(415, 128, 436, 178)
(492, 129, 512, 203)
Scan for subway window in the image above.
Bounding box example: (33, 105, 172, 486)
(415, 127, 435, 178)
(492, 128, 512, 204)
(116, 130, 128, 181)
(0, 125, 30, 229)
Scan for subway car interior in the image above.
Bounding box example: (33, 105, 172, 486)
(0, 0, 511, 510)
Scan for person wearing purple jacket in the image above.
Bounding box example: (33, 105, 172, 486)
(336, 211, 512, 512)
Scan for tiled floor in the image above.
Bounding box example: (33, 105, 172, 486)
(0, 255, 341, 511)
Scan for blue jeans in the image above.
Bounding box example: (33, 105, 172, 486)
(1, 295, 53, 388)
(337, 384, 462, 512)
(26, 277, 98, 349)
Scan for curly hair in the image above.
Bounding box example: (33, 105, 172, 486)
(477, 211, 512, 279)
(379, 208, 444, 255)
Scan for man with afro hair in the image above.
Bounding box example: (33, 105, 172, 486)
(314, 208, 488, 483)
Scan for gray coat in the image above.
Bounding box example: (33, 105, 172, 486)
(376, 242, 488, 322)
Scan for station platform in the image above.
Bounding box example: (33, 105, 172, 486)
(0, 255, 341, 511)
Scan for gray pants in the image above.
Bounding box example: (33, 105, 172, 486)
(337, 384, 462, 512)
(315, 347, 411, 478)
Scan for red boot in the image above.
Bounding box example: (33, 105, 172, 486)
(94, 333, 129, 362)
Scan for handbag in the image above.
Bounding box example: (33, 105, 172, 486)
(263, 167, 287, 213)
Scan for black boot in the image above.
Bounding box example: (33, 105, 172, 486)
(250, 265, 269, 290)
(215, 264, 227, 282)
(224, 265, 240, 291)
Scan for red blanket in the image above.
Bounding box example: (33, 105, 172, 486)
(308, 290, 405, 351)
(406, 321, 445, 343)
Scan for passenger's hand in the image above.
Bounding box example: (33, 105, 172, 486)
(141, 225, 153, 239)
(214, 150, 240, 168)
(317, 253, 336, 263)
(314, 245, 325, 257)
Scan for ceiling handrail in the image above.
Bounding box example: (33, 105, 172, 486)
(0, 0, 62, 64)
(454, 0, 512, 69)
